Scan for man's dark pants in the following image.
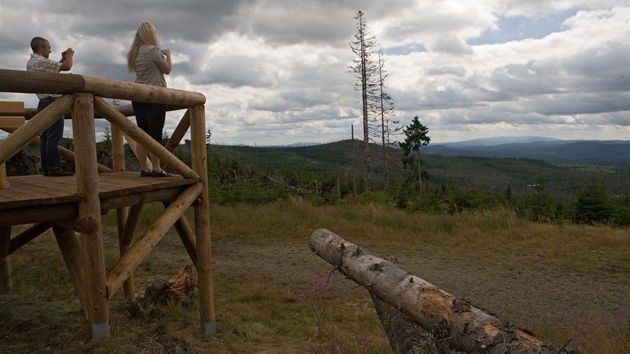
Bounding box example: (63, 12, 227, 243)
(37, 96, 65, 175)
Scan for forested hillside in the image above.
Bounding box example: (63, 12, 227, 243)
(204, 139, 629, 198)
(424, 139, 630, 166)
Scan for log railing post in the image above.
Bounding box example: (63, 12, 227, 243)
(190, 104, 216, 334)
(72, 93, 110, 339)
(111, 122, 135, 301)
(52, 224, 88, 317)
(120, 203, 143, 301)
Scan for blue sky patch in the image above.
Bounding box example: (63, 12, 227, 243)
(382, 42, 427, 55)
(468, 10, 576, 45)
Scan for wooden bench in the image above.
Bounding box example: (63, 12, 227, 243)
(0, 101, 26, 189)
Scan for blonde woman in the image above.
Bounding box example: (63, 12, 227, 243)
(127, 22, 172, 177)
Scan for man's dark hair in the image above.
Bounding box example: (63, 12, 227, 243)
(30, 37, 47, 52)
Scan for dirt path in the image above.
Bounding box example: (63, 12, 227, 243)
(206, 236, 630, 340)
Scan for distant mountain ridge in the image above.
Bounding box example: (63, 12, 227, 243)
(423, 137, 630, 166)
(437, 136, 562, 146)
(206, 138, 630, 197)
(262, 137, 629, 166)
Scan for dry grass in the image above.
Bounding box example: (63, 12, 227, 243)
(1, 198, 629, 353)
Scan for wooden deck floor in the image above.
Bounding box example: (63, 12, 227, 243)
(0, 172, 200, 227)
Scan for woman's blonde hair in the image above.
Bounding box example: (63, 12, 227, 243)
(127, 22, 161, 73)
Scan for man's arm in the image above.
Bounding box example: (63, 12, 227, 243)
(60, 48, 74, 71)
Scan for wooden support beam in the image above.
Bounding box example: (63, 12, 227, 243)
(0, 95, 73, 165)
(94, 97, 196, 179)
(0, 101, 25, 115)
(0, 117, 25, 128)
(0, 226, 11, 293)
(111, 124, 136, 300)
(72, 93, 110, 339)
(0, 163, 8, 189)
(172, 215, 198, 265)
(116, 205, 129, 254)
(120, 204, 143, 301)
(309, 229, 565, 354)
(161, 109, 191, 170)
(190, 104, 216, 334)
(111, 125, 125, 172)
(52, 224, 88, 318)
(105, 183, 202, 300)
(124, 135, 152, 171)
(99, 186, 187, 214)
(8, 222, 51, 254)
(165, 109, 191, 152)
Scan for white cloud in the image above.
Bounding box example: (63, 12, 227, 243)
(0, 1, 628, 145)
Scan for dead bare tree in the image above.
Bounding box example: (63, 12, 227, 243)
(350, 10, 379, 191)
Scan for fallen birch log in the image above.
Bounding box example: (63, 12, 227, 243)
(309, 228, 580, 354)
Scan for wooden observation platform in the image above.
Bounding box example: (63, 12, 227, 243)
(0, 69, 215, 339)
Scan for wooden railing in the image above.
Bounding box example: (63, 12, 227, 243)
(0, 69, 215, 339)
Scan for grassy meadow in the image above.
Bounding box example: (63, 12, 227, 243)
(1, 198, 629, 353)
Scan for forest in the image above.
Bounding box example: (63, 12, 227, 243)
(102, 138, 630, 228)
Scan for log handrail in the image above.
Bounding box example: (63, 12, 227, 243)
(0, 69, 205, 106)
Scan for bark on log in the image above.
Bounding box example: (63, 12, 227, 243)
(309, 229, 581, 354)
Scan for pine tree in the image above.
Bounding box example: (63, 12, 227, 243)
(574, 177, 612, 224)
(399, 116, 431, 190)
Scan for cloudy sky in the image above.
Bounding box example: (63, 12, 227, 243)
(1, 0, 628, 145)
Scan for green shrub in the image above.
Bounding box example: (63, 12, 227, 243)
(573, 177, 613, 224)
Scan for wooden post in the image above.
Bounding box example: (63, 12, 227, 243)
(160, 109, 191, 170)
(120, 204, 143, 301)
(52, 224, 88, 317)
(172, 215, 198, 265)
(0, 162, 8, 189)
(166, 109, 190, 150)
(111, 124, 125, 172)
(309, 229, 570, 354)
(124, 136, 152, 171)
(72, 93, 110, 339)
(0, 226, 12, 293)
(7, 223, 51, 254)
(112, 124, 129, 236)
(111, 123, 136, 300)
(190, 104, 216, 334)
